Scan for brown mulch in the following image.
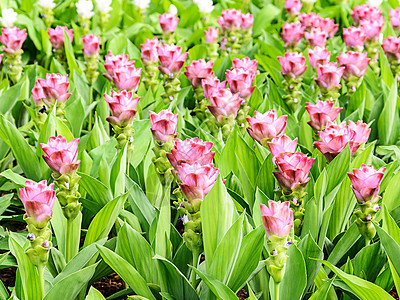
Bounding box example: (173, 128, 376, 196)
(0, 267, 16, 291)
(390, 287, 399, 300)
(92, 273, 125, 297)
(237, 288, 249, 300)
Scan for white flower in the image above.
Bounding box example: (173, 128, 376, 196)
(169, 4, 177, 15)
(302, 0, 316, 3)
(193, 0, 214, 13)
(76, 0, 94, 19)
(38, 0, 56, 9)
(0, 8, 17, 27)
(96, 0, 112, 14)
(367, 0, 382, 6)
(134, 0, 150, 10)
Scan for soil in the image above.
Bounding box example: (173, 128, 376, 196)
(0, 267, 16, 295)
(237, 288, 249, 299)
(390, 287, 399, 300)
(92, 273, 125, 297)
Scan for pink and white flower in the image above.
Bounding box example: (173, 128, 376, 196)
(48, 26, 74, 50)
(204, 27, 219, 43)
(304, 28, 328, 48)
(382, 36, 400, 61)
(0, 27, 27, 53)
(348, 120, 370, 155)
(184, 59, 214, 88)
(390, 8, 400, 32)
(337, 51, 370, 79)
(360, 19, 383, 41)
(140, 37, 159, 64)
(159, 13, 179, 33)
(82, 34, 100, 57)
(281, 22, 304, 48)
(299, 12, 321, 30)
(343, 27, 366, 51)
(315, 62, 344, 91)
(157, 43, 189, 77)
(285, 0, 302, 16)
(225, 67, 255, 99)
(208, 89, 242, 123)
(149, 109, 178, 144)
(247, 110, 287, 146)
(347, 164, 385, 202)
(232, 57, 258, 76)
(260, 201, 294, 239)
(32, 73, 71, 106)
(307, 47, 330, 68)
(267, 135, 298, 158)
(305, 100, 342, 131)
(202, 76, 226, 99)
(278, 52, 307, 78)
(104, 90, 140, 126)
(217, 9, 243, 32)
(317, 17, 338, 38)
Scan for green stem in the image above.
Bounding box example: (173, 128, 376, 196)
(38, 264, 45, 299)
(66, 219, 74, 263)
(274, 281, 280, 300)
(191, 250, 199, 288)
(365, 238, 371, 247)
(88, 85, 94, 131)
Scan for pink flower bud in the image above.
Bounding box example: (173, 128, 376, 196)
(225, 67, 255, 99)
(159, 13, 179, 33)
(360, 18, 383, 41)
(184, 59, 214, 88)
(247, 110, 287, 145)
(166, 137, 215, 169)
(317, 18, 338, 38)
(351, 4, 382, 25)
(304, 28, 328, 48)
(281, 22, 304, 48)
(267, 135, 298, 158)
(382, 36, 400, 62)
(40, 136, 80, 175)
(202, 76, 226, 99)
(82, 34, 100, 57)
(337, 51, 370, 79)
(273, 152, 315, 192)
(157, 43, 189, 76)
(277, 52, 307, 78)
(32, 73, 71, 106)
(315, 62, 344, 91)
(241, 13, 254, 30)
(307, 47, 330, 68)
(261, 201, 293, 239)
(285, 0, 302, 16)
(204, 27, 219, 43)
(305, 100, 342, 131)
(347, 164, 385, 202)
(218, 9, 243, 32)
(208, 89, 242, 123)
(104, 90, 140, 126)
(343, 27, 366, 51)
(0, 27, 27, 53)
(48, 26, 74, 50)
(390, 8, 400, 31)
(232, 57, 258, 77)
(141, 37, 159, 64)
(149, 109, 178, 144)
(299, 13, 321, 30)
(19, 180, 56, 224)
(348, 120, 370, 155)
(314, 122, 354, 162)
(177, 162, 219, 201)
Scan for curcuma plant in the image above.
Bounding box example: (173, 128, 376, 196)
(1, 0, 400, 300)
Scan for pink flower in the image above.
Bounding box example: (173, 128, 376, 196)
(307, 47, 330, 69)
(317, 18, 338, 38)
(159, 13, 179, 33)
(267, 135, 298, 158)
(104, 52, 134, 76)
(314, 122, 354, 162)
(277, 52, 307, 78)
(232, 57, 258, 77)
(281, 22, 304, 48)
(31, 73, 71, 106)
(261, 201, 293, 239)
(157, 43, 189, 76)
(149, 109, 178, 144)
(343, 27, 366, 51)
(19, 180, 56, 224)
(360, 19, 383, 41)
(104, 90, 140, 126)
(177, 162, 219, 201)
(348, 120, 370, 155)
(225, 67, 255, 99)
(0, 27, 27, 54)
(48, 26, 74, 50)
(202, 76, 226, 99)
(305, 100, 342, 131)
(390, 8, 400, 31)
(285, 0, 302, 16)
(347, 164, 385, 202)
(273, 152, 315, 192)
(315, 62, 344, 91)
(166, 137, 215, 169)
(140, 37, 159, 64)
(304, 28, 328, 48)
(184, 59, 214, 88)
(241, 13, 253, 30)
(247, 110, 287, 146)
(299, 13, 321, 30)
(82, 34, 100, 57)
(337, 51, 370, 79)
(204, 27, 219, 43)
(218, 9, 243, 32)
(351, 4, 382, 25)
(40, 136, 80, 175)
(382, 36, 400, 61)
(208, 89, 242, 123)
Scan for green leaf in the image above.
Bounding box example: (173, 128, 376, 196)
(382, 169, 400, 212)
(0, 81, 23, 114)
(298, 234, 324, 290)
(79, 172, 113, 207)
(317, 259, 393, 299)
(110, 143, 127, 196)
(96, 245, 156, 300)
(155, 255, 199, 300)
(63, 30, 81, 75)
(353, 242, 386, 282)
(189, 266, 237, 300)
(325, 145, 350, 195)
(0, 194, 13, 219)
(83, 191, 128, 247)
(86, 287, 106, 300)
(255, 155, 275, 200)
(253, 4, 280, 36)
(378, 81, 397, 145)
(379, 47, 394, 88)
